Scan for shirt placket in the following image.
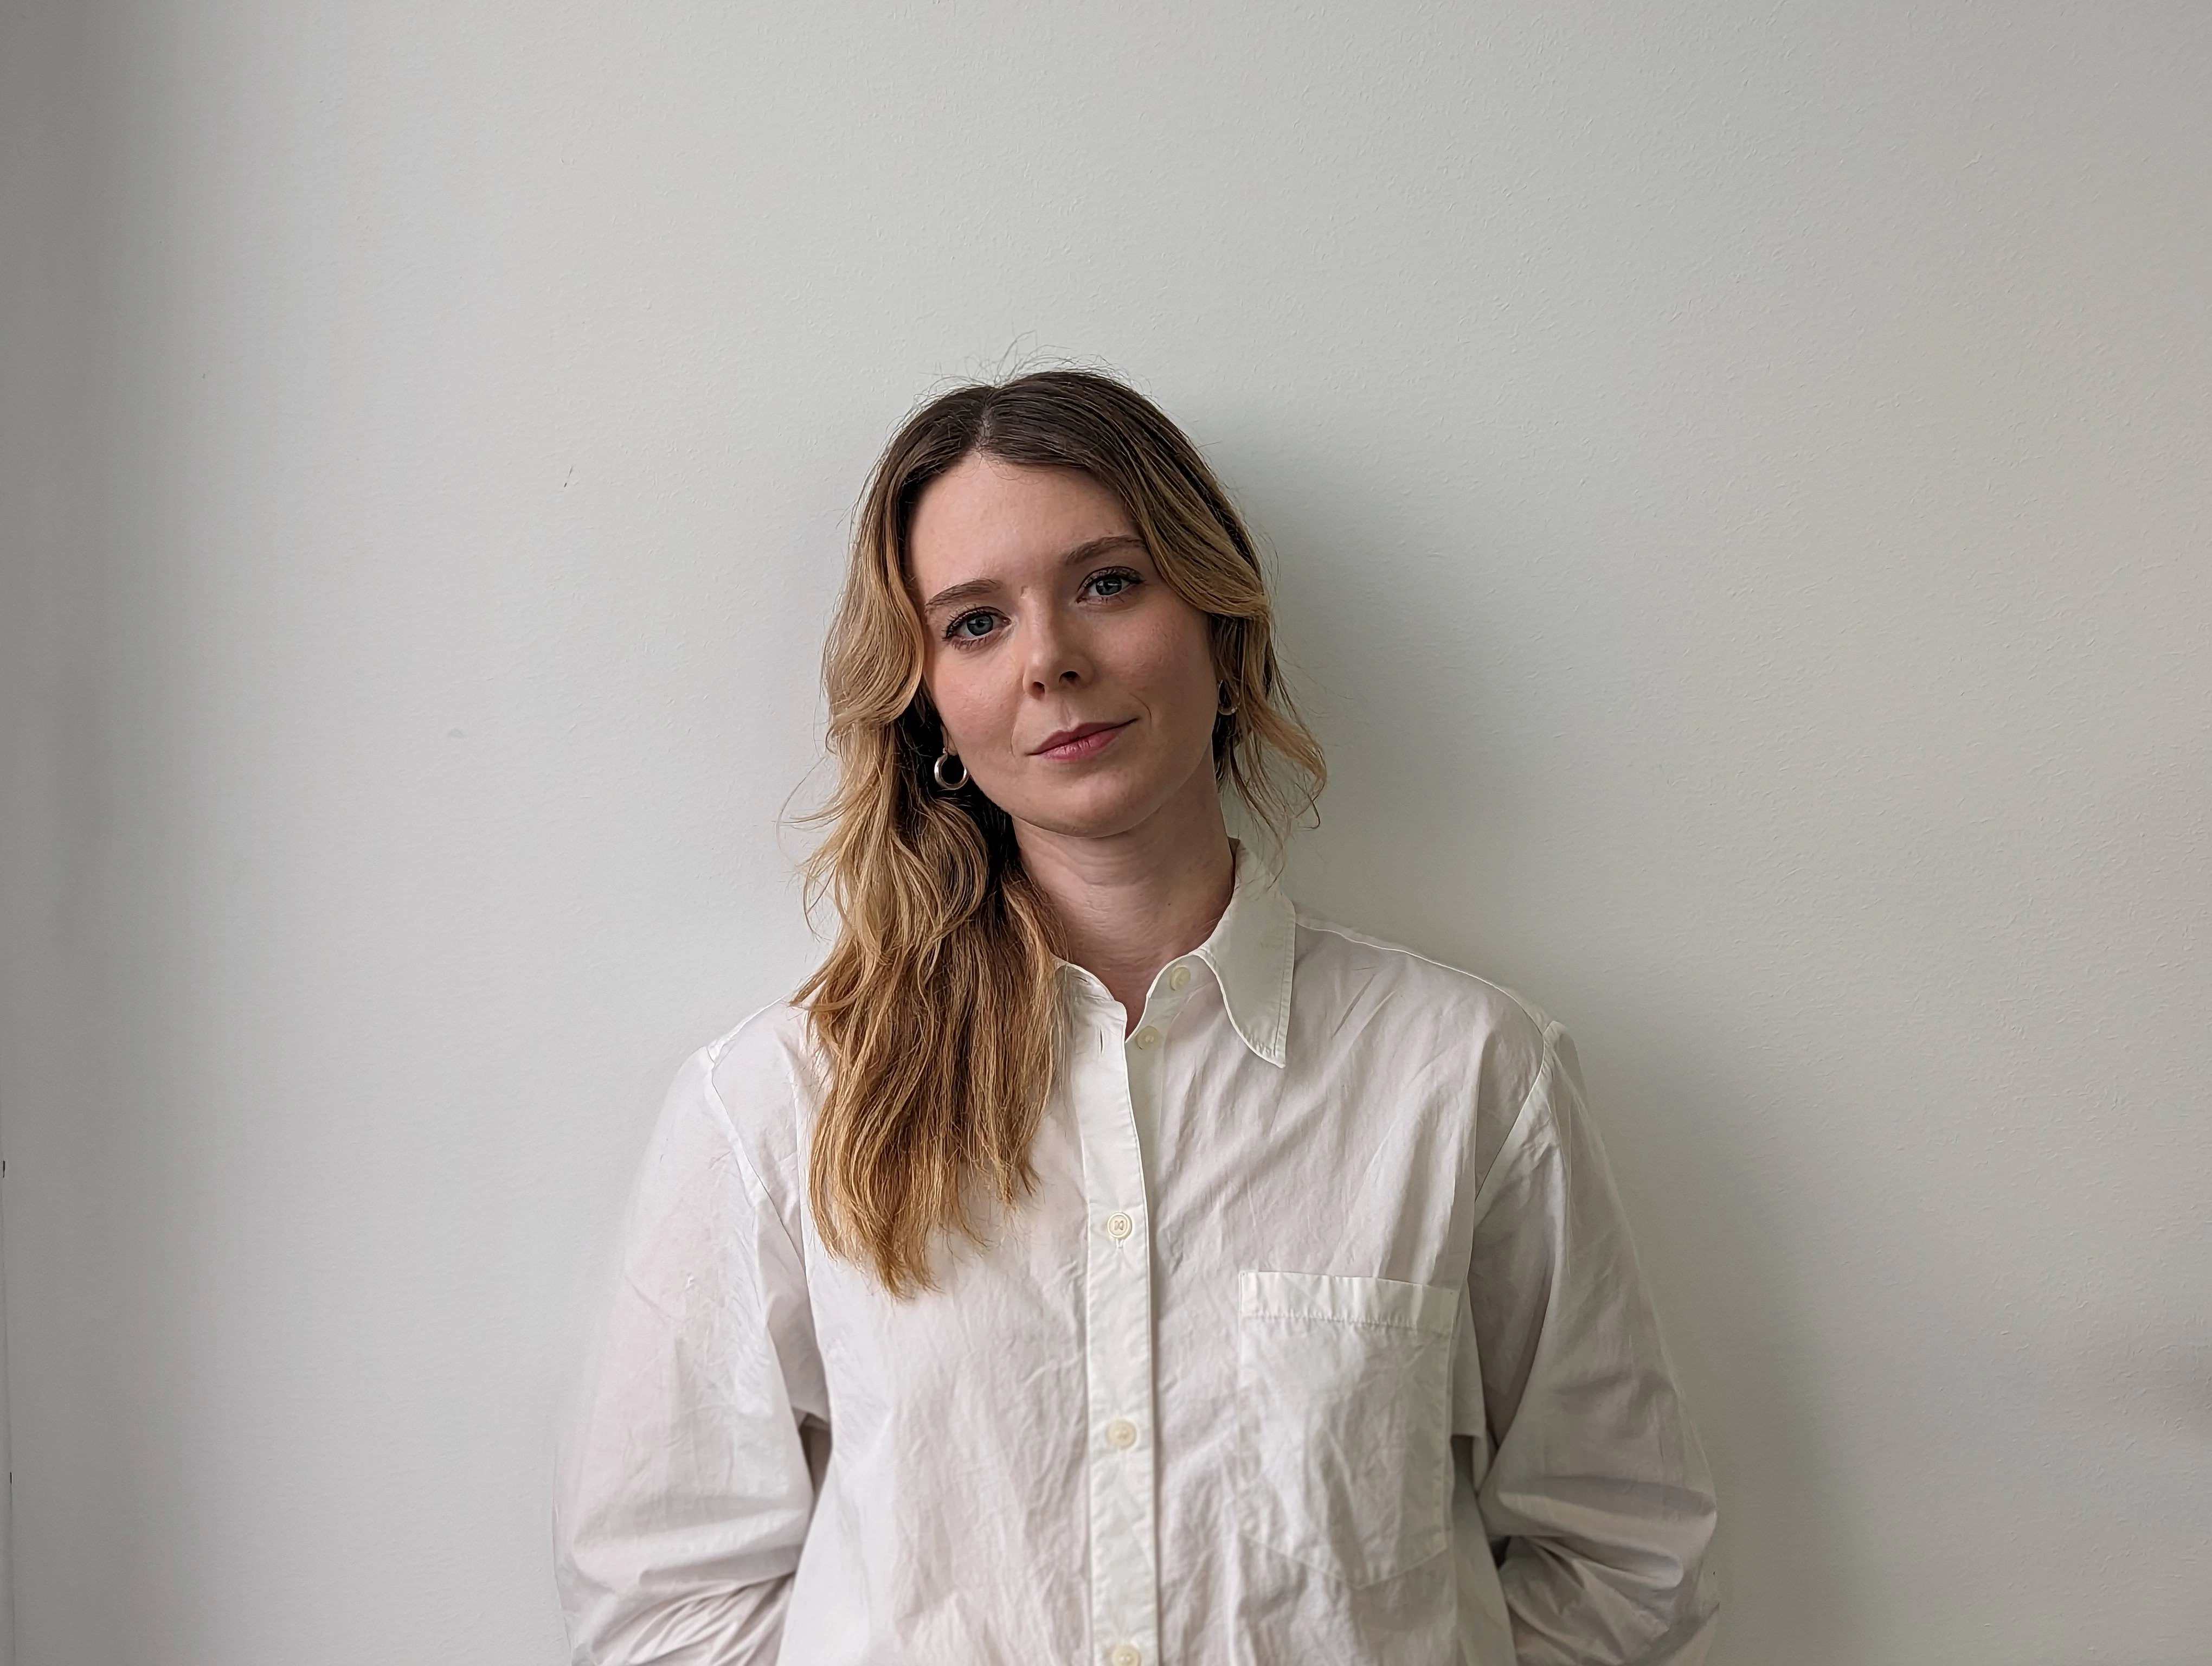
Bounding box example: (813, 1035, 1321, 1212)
(1074, 964, 1198, 1666)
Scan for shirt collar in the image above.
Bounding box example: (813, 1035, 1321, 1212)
(1194, 837, 1296, 1068)
(1052, 837, 1296, 1069)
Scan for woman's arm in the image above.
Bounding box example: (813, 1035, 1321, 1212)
(554, 1039, 827, 1665)
(1467, 1020, 1722, 1665)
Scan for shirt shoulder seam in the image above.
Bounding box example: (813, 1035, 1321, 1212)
(1468, 1019, 1566, 1216)
(1291, 911, 1566, 1212)
(1291, 909, 1556, 1035)
(697, 999, 812, 1276)
(1289, 911, 1566, 1208)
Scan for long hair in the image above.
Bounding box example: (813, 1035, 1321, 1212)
(792, 369, 1326, 1298)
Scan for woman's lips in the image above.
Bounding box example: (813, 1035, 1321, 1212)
(1034, 720, 1134, 761)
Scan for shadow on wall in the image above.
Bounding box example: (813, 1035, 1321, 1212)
(1215, 427, 1874, 1666)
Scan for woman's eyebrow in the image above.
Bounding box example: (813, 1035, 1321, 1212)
(921, 534, 1146, 615)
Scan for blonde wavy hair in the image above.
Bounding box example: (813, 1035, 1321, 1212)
(793, 369, 1325, 1298)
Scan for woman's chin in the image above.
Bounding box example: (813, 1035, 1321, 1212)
(1003, 785, 1172, 844)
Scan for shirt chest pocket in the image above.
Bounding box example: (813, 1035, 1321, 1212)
(1233, 1269, 1459, 1589)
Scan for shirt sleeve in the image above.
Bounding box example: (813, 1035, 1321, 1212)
(1466, 1019, 1722, 1665)
(552, 1038, 828, 1665)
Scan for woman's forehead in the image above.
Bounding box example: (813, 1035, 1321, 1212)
(908, 456, 1138, 587)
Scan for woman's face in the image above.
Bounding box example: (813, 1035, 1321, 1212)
(907, 452, 1222, 844)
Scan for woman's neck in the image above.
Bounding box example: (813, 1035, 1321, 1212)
(1014, 778, 1237, 1033)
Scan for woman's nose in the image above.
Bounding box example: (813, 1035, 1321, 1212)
(1024, 612, 1094, 691)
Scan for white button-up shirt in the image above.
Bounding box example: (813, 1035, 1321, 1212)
(554, 841, 1721, 1664)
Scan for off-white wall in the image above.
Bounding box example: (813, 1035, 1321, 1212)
(4, 3, 2207, 1662)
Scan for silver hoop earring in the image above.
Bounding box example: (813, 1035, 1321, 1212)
(933, 751, 968, 791)
(1217, 687, 1238, 716)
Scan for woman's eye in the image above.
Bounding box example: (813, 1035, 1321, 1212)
(1085, 569, 1140, 600)
(946, 611, 998, 642)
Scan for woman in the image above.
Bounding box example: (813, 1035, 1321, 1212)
(553, 370, 1720, 1664)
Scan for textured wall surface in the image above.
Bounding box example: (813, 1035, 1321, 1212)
(2, 3, 2207, 1663)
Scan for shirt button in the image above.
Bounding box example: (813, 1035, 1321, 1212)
(1105, 1417, 1138, 1449)
(1133, 1026, 1160, 1049)
(1109, 1647, 1141, 1666)
(1104, 1211, 1134, 1241)
(1168, 963, 1192, 991)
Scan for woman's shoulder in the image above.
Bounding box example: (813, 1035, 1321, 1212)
(660, 998, 819, 1203)
(698, 996, 815, 1078)
(1291, 906, 1558, 1039)
(1289, 906, 1564, 1126)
